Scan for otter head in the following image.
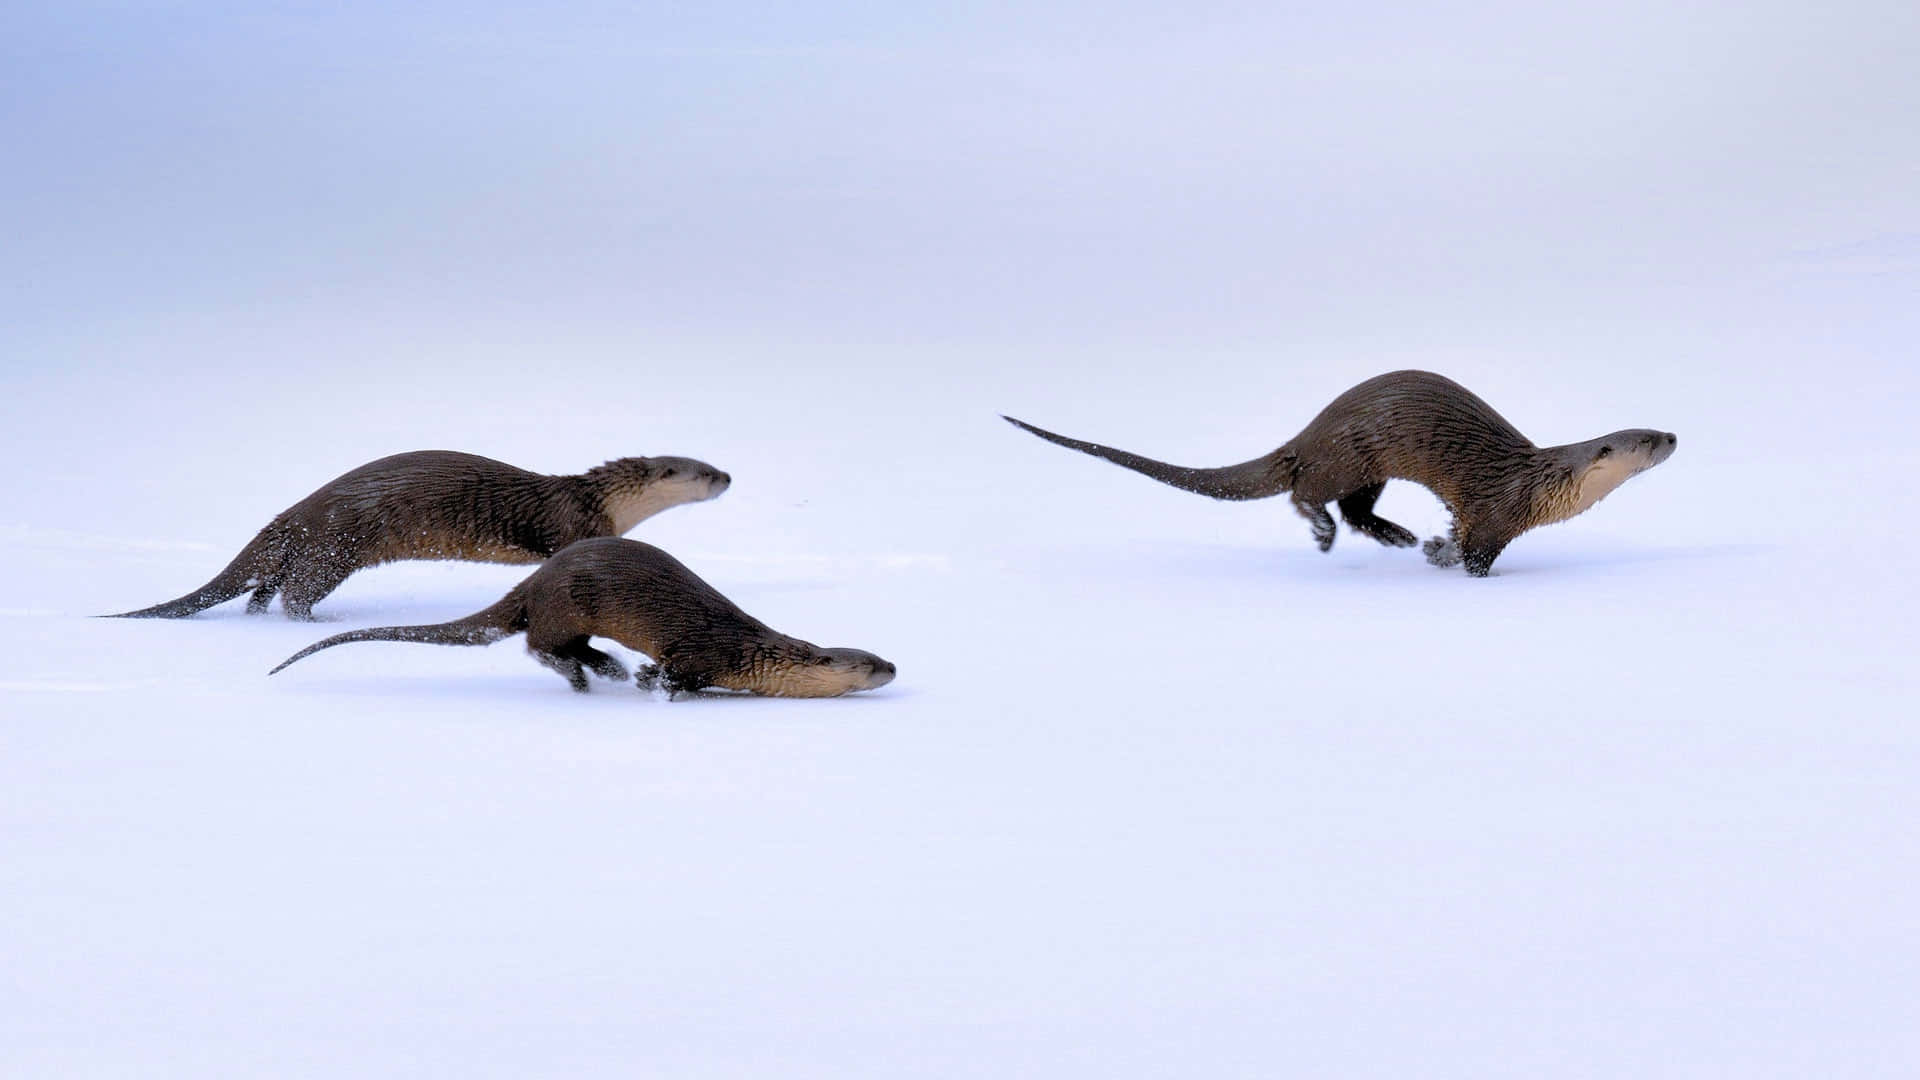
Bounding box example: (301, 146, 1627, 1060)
(755, 646, 897, 698)
(1543, 429, 1677, 524)
(588, 456, 732, 534)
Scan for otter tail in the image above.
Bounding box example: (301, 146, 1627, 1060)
(103, 528, 286, 619)
(269, 590, 531, 676)
(1002, 416, 1292, 501)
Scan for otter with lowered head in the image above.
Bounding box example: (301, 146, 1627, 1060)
(1006, 370, 1676, 576)
(109, 451, 731, 620)
(270, 537, 896, 698)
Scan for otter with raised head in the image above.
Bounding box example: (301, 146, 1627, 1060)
(1005, 370, 1676, 576)
(109, 451, 731, 620)
(269, 537, 896, 698)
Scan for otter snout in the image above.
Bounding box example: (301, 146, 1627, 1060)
(1645, 431, 1678, 466)
(767, 647, 897, 696)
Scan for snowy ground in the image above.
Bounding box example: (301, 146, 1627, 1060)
(4, 322, 1917, 1077)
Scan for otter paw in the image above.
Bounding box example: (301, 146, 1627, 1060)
(1423, 537, 1461, 567)
(636, 665, 692, 697)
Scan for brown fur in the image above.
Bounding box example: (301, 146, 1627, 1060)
(269, 538, 895, 698)
(1006, 370, 1676, 576)
(108, 451, 730, 619)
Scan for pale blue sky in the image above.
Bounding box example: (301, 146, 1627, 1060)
(4, 1, 1915, 351)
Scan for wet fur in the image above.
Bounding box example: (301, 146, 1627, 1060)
(1006, 370, 1676, 576)
(108, 451, 729, 619)
(270, 538, 895, 698)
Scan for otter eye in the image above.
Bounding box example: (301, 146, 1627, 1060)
(1595, 446, 1612, 459)
(662, 468, 678, 478)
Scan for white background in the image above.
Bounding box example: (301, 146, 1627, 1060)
(5, 3, 1917, 1076)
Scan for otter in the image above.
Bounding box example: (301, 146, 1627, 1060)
(269, 537, 896, 698)
(1005, 370, 1676, 576)
(108, 451, 731, 619)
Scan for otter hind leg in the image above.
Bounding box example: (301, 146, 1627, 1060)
(534, 649, 591, 692)
(279, 573, 349, 621)
(561, 638, 629, 683)
(526, 629, 598, 692)
(245, 582, 279, 615)
(1337, 483, 1418, 548)
(277, 551, 359, 621)
(1292, 496, 1338, 552)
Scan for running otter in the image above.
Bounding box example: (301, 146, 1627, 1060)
(109, 451, 731, 619)
(269, 537, 896, 698)
(1005, 370, 1676, 576)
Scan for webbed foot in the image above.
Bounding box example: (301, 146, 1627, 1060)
(636, 664, 691, 696)
(1423, 537, 1462, 567)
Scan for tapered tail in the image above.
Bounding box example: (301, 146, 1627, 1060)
(1003, 416, 1293, 501)
(103, 529, 282, 618)
(269, 593, 529, 675)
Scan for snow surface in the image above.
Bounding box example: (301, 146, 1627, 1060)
(6, 3, 1919, 1077)
(6, 334, 1917, 1079)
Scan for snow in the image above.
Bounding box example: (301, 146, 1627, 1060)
(6, 333, 1917, 1078)
(6, 3, 1919, 1076)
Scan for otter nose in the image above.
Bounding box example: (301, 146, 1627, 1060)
(869, 659, 897, 688)
(710, 470, 732, 490)
(1664, 433, 1677, 447)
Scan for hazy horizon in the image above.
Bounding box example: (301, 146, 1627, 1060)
(6, 2, 1915, 358)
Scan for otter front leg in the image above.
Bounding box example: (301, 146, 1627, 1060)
(1337, 483, 1418, 548)
(1292, 496, 1338, 552)
(1424, 522, 1510, 576)
(635, 663, 707, 697)
(636, 663, 688, 695)
(1461, 539, 1511, 578)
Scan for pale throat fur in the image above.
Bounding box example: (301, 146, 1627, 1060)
(602, 477, 719, 535)
(1534, 446, 1663, 527)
